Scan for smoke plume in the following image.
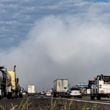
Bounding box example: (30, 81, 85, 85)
(0, 13, 110, 91)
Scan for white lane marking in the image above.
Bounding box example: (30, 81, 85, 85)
(53, 97, 110, 105)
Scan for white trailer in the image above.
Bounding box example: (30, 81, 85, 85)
(53, 79, 69, 97)
(27, 85, 36, 95)
(90, 74, 110, 100)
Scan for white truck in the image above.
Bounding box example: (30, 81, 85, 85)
(27, 85, 36, 96)
(90, 74, 110, 100)
(53, 79, 69, 97)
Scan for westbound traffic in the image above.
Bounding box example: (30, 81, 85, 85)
(0, 65, 110, 105)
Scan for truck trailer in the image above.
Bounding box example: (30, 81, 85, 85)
(53, 79, 69, 97)
(27, 84, 36, 96)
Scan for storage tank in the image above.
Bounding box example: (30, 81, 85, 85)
(8, 71, 16, 90)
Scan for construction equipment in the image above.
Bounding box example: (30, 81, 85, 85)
(90, 74, 110, 100)
(0, 65, 22, 99)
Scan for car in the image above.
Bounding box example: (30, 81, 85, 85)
(20, 87, 27, 97)
(69, 87, 82, 98)
(39, 91, 46, 95)
(45, 91, 52, 97)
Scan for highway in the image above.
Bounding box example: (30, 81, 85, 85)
(0, 95, 110, 110)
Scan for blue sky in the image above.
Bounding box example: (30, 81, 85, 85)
(0, 0, 109, 48)
(0, 0, 110, 90)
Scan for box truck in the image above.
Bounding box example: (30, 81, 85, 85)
(53, 79, 69, 97)
(27, 85, 36, 96)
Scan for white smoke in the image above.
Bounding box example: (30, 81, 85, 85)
(0, 14, 110, 91)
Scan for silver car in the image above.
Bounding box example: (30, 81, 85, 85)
(69, 87, 82, 98)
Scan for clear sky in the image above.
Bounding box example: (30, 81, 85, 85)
(0, 0, 110, 91)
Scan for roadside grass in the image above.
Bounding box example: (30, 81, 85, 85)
(51, 99, 77, 110)
(7, 97, 99, 110)
(10, 98, 29, 110)
(50, 98, 99, 110)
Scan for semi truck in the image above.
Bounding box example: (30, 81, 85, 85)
(86, 80, 96, 95)
(90, 74, 110, 100)
(0, 65, 22, 99)
(53, 79, 69, 97)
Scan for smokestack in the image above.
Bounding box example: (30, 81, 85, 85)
(14, 65, 16, 73)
